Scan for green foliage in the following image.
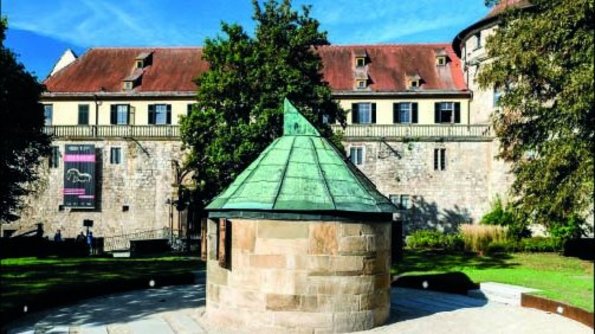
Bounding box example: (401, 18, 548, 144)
(486, 237, 562, 254)
(405, 230, 464, 251)
(478, 0, 594, 239)
(480, 197, 530, 240)
(180, 0, 345, 209)
(548, 214, 586, 240)
(0, 19, 51, 222)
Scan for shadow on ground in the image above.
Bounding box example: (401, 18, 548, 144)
(7, 284, 205, 333)
(393, 249, 518, 274)
(383, 287, 488, 324)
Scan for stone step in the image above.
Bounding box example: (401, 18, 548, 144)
(469, 282, 539, 306)
(111, 251, 131, 258)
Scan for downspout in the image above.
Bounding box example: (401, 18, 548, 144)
(93, 94, 99, 137)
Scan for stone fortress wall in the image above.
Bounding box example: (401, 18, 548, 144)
(6, 139, 185, 239)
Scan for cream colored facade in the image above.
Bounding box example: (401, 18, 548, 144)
(42, 97, 194, 126)
(339, 97, 471, 125)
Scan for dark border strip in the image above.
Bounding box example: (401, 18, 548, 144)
(521, 293, 594, 329)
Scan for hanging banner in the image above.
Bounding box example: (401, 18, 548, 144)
(63, 144, 96, 209)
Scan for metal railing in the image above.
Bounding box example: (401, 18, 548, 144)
(44, 125, 180, 138)
(103, 227, 178, 252)
(331, 124, 492, 139)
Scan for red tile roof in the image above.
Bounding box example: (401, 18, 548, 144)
(317, 44, 466, 92)
(485, 0, 532, 18)
(45, 44, 467, 94)
(44, 47, 207, 93)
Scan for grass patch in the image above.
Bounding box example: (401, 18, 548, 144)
(0, 255, 204, 325)
(393, 250, 594, 312)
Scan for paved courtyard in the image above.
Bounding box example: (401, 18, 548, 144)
(5, 283, 591, 334)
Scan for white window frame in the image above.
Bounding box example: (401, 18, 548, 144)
(390, 194, 410, 210)
(399, 103, 412, 124)
(116, 105, 129, 125)
(474, 32, 481, 50)
(110, 147, 123, 165)
(356, 80, 367, 89)
(154, 104, 168, 125)
(44, 104, 53, 126)
(438, 102, 455, 123)
(348, 146, 365, 166)
(434, 148, 446, 171)
(356, 103, 372, 124)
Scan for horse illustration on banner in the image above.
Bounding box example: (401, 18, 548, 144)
(66, 168, 92, 183)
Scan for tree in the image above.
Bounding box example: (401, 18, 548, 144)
(0, 18, 51, 222)
(180, 0, 345, 209)
(478, 0, 594, 239)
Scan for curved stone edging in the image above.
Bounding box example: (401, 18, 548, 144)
(521, 293, 594, 329)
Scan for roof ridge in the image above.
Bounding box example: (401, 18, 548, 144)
(320, 42, 453, 48)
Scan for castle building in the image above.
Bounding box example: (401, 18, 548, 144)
(1, 4, 520, 241)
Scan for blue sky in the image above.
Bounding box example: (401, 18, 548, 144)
(2, 0, 490, 80)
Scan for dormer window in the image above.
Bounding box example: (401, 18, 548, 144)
(407, 73, 422, 90)
(354, 49, 367, 68)
(356, 57, 366, 68)
(356, 79, 367, 89)
(134, 51, 153, 69)
(434, 48, 449, 66)
(123, 81, 134, 91)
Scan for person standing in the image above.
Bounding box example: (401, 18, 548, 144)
(86, 231, 94, 255)
(53, 229, 62, 242)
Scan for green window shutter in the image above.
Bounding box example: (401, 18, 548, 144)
(371, 103, 376, 124)
(393, 103, 400, 123)
(148, 104, 155, 125)
(110, 105, 117, 125)
(126, 104, 131, 124)
(166, 104, 172, 124)
(412, 103, 418, 123)
(434, 103, 440, 123)
(454, 102, 461, 123)
(351, 103, 359, 124)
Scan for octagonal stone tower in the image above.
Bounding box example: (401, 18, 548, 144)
(204, 99, 396, 333)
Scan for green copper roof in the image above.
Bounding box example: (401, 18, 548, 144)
(206, 99, 396, 221)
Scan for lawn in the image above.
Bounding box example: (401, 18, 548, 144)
(0, 256, 204, 325)
(392, 250, 594, 312)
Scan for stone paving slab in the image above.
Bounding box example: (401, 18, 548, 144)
(4, 284, 591, 334)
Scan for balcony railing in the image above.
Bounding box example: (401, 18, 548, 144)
(330, 124, 492, 140)
(44, 125, 180, 138)
(44, 124, 492, 140)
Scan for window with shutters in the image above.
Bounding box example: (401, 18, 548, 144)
(474, 32, 481, 50)
(434, 148, 446, 171)
(49, 146, 60, 168)
(111, 104, 129, 125)
(110, 147, 122, 165)
(187, 103, 194, 117)
(351, 102, 375, 124)
(349, 146, 364, 166)
(78, 104, 89, 125)
(148, 104, 171, 125)
(393, 102, 418, 124)
(435, 102, 461, 123)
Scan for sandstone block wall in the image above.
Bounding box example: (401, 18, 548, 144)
(4, 139, 185, 239)
(205, 219, 392, 333)
(345, 139, 513, 232)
